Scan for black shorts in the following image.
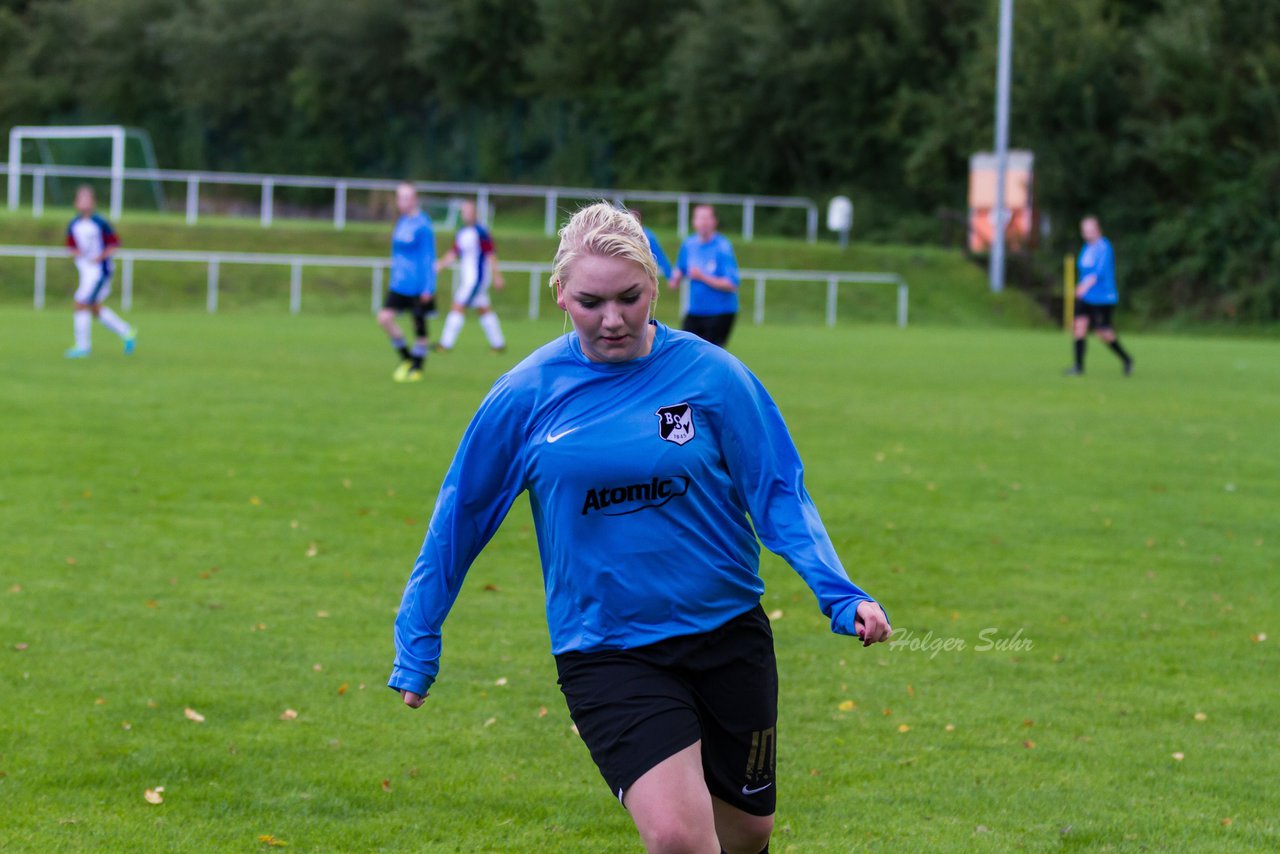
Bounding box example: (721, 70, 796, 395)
(383, 291, 436, 315)
(1075, 300, 1114, 329)
(555, 604, 778, 816)
(682, 312, 736, 347)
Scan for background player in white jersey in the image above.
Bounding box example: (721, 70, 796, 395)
(433, 200, 506, 352)
(64, 185, 135, 359)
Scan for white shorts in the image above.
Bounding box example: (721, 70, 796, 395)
(451, 277, 491, 310)
(74, 262, 113, 305)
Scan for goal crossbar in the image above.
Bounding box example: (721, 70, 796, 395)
(8, 125, 127, 219)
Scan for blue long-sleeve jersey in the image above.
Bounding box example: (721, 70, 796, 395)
(644, 227, 673, 279)
(389, 211, 436, 297)
(389, 323, 883, 695)
(1078, 236, 1117, 305)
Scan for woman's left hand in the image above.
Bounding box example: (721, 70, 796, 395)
(854, 601, 892, 647)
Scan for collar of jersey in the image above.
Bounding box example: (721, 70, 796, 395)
(567, 321, 667, 372)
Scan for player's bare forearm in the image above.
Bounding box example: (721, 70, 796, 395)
(488, 252, 504, 288)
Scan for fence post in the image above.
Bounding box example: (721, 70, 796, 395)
(207, 259, 219, 313)
(1063, 254, 1075, 332)
(34, 253, 46, 309)
(544, 192, 557, 236)
(742, 199, 755, 242)
(290, 260, 302, 314)
(261, 178, 274, 228)
(334, 182, 347, 230)
(528, 269, 540, 320)
(122, 256, 134, 311)
(826, 275, 838, 327)
(371, 265, 382, 314)
(806, 205, 819, 244)
(677, 195, 690, 238)
(186, 176, 200, 225)
(477, 187, 490, 224)
(32, 168, 44, 216)
(752, 274, 766, 325)
(897, 283, 908, 328)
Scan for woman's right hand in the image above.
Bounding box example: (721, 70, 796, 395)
(401, 690, 427, 708)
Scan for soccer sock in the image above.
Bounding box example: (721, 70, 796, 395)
(1073, 338, 1085, 371)
(410, 343, 426, 370)
(97, 307, 133, 338)
(392, 336, 410, 361)
(479, 312, 505, 349)
(441, 310, 465, 350)
(1108, 339, 1131, 363)
(74, 310, 92, 350)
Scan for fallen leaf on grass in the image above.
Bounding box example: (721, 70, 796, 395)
(1194, 712, 1207, 722)
(121, 721, 131, 730)
(1023, 719, 1034, 728)
(944, 723, 956, 732)
(312, 663, 322, 672)
(1221, 817, 1233, 826)
(144, 786, 164, 804)
(482, 583, 501, 592)
(94, 697, 106, 706)
(249, 496, 261, 506)
(381, 779, 391, 792)
(483, 717, 497, 727)
(305, 544, 318, 558)
(494, 677, 508, 687)
(8, 584, 21, 593)
(1171, 752, 1185, 761)
(537, 706, 548, 718)
(897, 724, 911, 733)
(66, 557, 77, 565)
(184, 707, 206, 723)
(252, 623, 268, 632)
(279, 709, 298, 721)
(1022, 740, 1036, 749)
(337, 683, 348, 696)
(257, 835, 288, 847)
(837, 700, 856, 712)
(145, 600, 158, 609)
(1250, 632, 1267, 643)
(316, 611, 330, 619)
(14, 642, 29, 652)
(768, 609, 784, 620)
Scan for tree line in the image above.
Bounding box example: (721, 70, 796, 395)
(2, 0, 1277, 321)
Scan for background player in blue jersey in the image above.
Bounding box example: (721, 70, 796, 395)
(390, 203, 892, 854)
(1067, 215, 1134, 376)
(377, 182, 436, 382)
(432, 200, 506, 352)
(629, 208, 674, 282)
(670, 204, 741, 347)
(64, 185, 135, 359)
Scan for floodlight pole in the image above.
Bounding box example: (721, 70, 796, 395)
(989, 0, 1014, 294)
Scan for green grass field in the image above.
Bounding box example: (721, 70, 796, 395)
(2, 307, 1277, 852)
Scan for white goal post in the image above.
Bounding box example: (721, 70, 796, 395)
(8, 125, 126, 220)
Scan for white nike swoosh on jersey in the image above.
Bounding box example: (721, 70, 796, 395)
(547, 427, 578, 443)
(741, 782, 773, 796)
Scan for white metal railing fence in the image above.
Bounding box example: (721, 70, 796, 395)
(0, 245, 907, 327)
(2, 160, 820, 243)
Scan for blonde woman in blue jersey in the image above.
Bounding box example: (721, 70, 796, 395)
(390, 203, 891, 854)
